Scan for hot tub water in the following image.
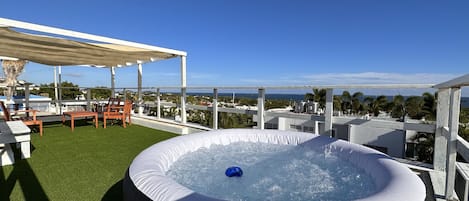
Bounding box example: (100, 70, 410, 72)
(167, 142, 376, 201)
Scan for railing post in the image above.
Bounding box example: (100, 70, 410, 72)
(122, 88, 127, 102)
(137, 63, 143, 116)
(156, 88, 161, 119)
(445, 87, 461, 199)
(434, 88, 450, 171)
(213, 88, 218, 129)
(180, 55, 187, 124)
(314, 120, 319, 135)
(24, 83, 30, 109)
(257, 88, 265, 129)
(181, 87, 187, 124)
(86, 88, 91, 111)
(324, 88, 333, 136)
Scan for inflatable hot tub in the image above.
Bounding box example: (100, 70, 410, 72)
(123, 129, 426, 201)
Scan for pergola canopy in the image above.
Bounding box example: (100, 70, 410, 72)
(0, 17, 188, 122)
(0, 17, 186, 67)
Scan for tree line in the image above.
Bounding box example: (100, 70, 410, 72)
(305, 89, 437, 121)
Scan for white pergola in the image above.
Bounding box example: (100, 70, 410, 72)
(0, 17, 188, 122)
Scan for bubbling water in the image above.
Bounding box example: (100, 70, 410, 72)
(166, 142, 376, 201)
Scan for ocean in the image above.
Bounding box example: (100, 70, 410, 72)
(187, 93, 469, 108)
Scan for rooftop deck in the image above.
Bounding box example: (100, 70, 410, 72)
(0, 120, 177, 200)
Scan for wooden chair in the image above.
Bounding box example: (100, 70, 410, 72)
(103, 100, 132, 128)
(0, 101, 43, 136)
(105, 97, 121, 113)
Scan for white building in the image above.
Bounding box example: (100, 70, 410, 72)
(257, 112, 416, 158)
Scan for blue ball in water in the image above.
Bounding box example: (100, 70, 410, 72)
(225, 166, 243, 177)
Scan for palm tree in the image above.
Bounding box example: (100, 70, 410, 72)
(422, 92, 437, 121)
(391, 95, 406, 120)
(364, 95, 388, 116)
(405, 96, 424, 120)
(312, 88, 327, 109)
(351, 92, 364, 114)
(304, 93, 314, 101)
(341, 91, 352, 114)
(333, 95, 342, 114)
(363, 96, 374, 114)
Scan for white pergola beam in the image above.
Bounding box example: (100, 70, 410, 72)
(0, 17, 187, 57)
(434, 74, 469, 89)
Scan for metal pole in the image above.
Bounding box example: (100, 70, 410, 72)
(86, 88, 91, 111)
(257, 88, 265, 129)
(137, 63, 143, 116)
(445, 87, 461, 199)
(111, 66, 115, 98)
(24, 83, 30, 109)
(213, 88, 218, 129)
(156, 88, 161, 119)
(58, 66, 62, 114)
(54, 66, 59, 114)
(324, 88, 334, 136)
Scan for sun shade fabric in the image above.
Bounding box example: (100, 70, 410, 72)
(0, 27, 177, 67)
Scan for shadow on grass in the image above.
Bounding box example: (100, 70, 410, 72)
(101, 179, 123, 201)
(0, 145, 49, 201)
(59, 119, 100, 131)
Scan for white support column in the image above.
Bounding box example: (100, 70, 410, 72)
(180, 56, 187, 124)
(58, 66, 62, 114)
(137, 63, 143, 116)
(86, 88, 92, 111)
(213, 88, 218, 129)
(110, 66, 116, 98)
(324, 88, 334, 136)
(445, 87, 461, 199)
(434, 88, 451, 171)
(156, 88, 161, 119)
(53, 67, 59, 114)
(257, 88, 265, 129)
(24, 83, 30, 109)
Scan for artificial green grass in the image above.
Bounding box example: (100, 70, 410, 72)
(0, 120, 178, 201)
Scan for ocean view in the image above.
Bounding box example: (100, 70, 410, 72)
(187, 93, 469, 108)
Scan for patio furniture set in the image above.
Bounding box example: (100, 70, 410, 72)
(0, 98, 132, 166)
(62, 99, 133, 131)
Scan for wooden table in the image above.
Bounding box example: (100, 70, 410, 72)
(62, 111, 98, 132)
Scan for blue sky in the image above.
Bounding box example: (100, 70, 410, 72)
(1, 0, 468, 95)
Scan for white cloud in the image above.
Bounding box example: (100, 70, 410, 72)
(239, 72, 460, 86)
(63, 73, 83, 78)
(190, 73, 219, 79)
(301, 72, 459, 85)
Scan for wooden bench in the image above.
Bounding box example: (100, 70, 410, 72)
(0, 121, 31, 166)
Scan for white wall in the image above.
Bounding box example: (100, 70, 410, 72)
(349, 124, 406, 158)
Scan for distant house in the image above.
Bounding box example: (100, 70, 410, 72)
(0, 95, 52, 112)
